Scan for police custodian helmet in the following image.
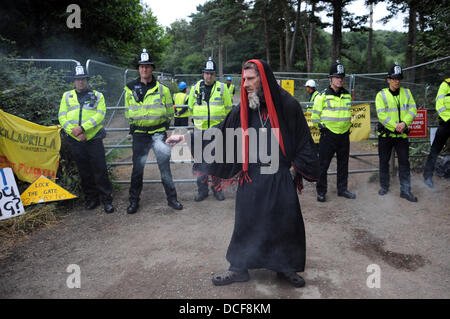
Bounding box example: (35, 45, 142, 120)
(73, 64, 89, 79)
(387, 62, 403, 79)
(329, 60, 345, 78)
(203, 57, 216, 73)
(138, 48, 155, 68)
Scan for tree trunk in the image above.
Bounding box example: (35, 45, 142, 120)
(307, 2, 315, 73)
(263, 6, 271, 65)
(367, 3, 373, 73)
(218, 40, 224, 78)
(406, 5, 417, 81)
(331, 0, 342, 62)
(289, 0, 301, 70)
(279, 28, 284, 71)
(281, 0, 291, 70)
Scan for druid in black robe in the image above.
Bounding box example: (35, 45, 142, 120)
(190, 59, 319, 273)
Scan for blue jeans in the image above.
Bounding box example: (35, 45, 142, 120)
(129, 131, 177, 203)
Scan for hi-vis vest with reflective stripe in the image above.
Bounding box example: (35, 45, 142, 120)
(306, 90, 319, 111)
(436, 79, 450, 122)
(375, 87, 417, 138)
(124, 81, 174, 134)
(188, 80, 232, 130)
(173, 92, 191, 118)
(311, 88, 352, 134)
(227, 83, 235, 97)
(58, 89, 105, 141)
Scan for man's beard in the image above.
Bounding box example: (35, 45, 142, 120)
(248, 90, 261, 110)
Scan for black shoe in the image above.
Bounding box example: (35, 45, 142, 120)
(400, 192, 417, 202)
(168, 199, 183, 210)
(213, 190, 225, 201)
(424, 177, 434, 188)
(211, 270, 249, 286)
(194, 192, 208, 202)
(338, 190, 356, 199)
(85, 200, 100, 210)
(277, 272, 306, 288)
(127, 202, 139, 214)
(378, 187, 388, 196)
(104, 203, 114, 214)
(317, 193, 326, 202)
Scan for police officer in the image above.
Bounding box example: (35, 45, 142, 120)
(423, 78, 450, 188)
(173, 81, 190, 127)
(125, 49, 183, 213)
(312, 60, 356, 202)
(305, 79, 319, 112)
(187, 57, 233, 201)
(375, 62, 418, 202)
(226, 76, 236, 99)
(58, 65, 114, 213)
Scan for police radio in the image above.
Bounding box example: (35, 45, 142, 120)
(197, 81, 206, 105)
(133, 84, 144, 102)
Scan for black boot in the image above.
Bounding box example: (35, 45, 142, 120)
(338, 190, 356, 199)
(85, 199, 100, 210)
(317, 193, 326, 202)
(127, 201, 139, 214)
(400, 191, 417, 202)
(104, 202, 114, 214)
(168, 198, 183, 210)
(213, 190, 225, 201)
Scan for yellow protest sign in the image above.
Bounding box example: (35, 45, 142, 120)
(20, 175, 77, 206)
(281, 80, 294, 96)
(350, 103, 371, 142)
(0, 110, 61, 183)
(304, 111, 320, 143)
(304, 103, 371, 143)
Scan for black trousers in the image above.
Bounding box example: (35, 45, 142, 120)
(378, 136, 411, 193)
(424, 119, 450, 178)
(129, 131, 177, 203)
(174, 117, 189, 127)
(67, 135, 113, 204)
(316, 129, 350, 195)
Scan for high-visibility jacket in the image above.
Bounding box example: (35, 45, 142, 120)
(311, 87, 352, 134)
(436, 78, 450, 122)
(58, 89, 106, 141)
(375, 87, 417, 138)
(306, 90, 319, 112)
(124, 80, 173, 134)
(188, 80, 233, 130)
(227, 83, 235, 98)
(173, 92, 191, 118)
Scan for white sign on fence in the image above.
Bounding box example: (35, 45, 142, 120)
(0, 167, 26, 221)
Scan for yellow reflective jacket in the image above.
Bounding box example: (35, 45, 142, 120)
(188, 80, 232, 130)
(375, 87, 417, 138)
(58, 89, 106, 141)
(124, 79, 174, 134)
(173, 92, 191, 118)
(436, 79, 450, 122)
(311, 87, 352, 134)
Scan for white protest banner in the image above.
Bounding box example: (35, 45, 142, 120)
(0, 167, 25, 221)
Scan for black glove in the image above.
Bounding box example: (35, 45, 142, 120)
(318, 123, 326, 133)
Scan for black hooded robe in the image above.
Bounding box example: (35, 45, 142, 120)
(190, 59, 319, 273)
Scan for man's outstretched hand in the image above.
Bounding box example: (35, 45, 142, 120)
(166, 134, 185, 146)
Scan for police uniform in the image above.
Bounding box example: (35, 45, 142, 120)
(173, 82, 190, 127)
(187, 58, 233, 201)
(311, 61, 356, 202)
(58, 65, 114, 213)
(423, 78, 450, 188)
(226, 77, 236, 99)
(375, 63, 417, 202)
(125, 49, 182, 213)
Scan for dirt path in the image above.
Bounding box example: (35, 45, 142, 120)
(0, 141, 449, 299)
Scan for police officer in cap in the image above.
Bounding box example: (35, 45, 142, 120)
(375, 62, 418, 202)
(58, 64, 114, 213)
(124, 49, 182, 213)
(311, 60, 356, 202)
(187, 57, 233, 201)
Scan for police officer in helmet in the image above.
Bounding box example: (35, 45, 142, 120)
(58, 65, 114, 213)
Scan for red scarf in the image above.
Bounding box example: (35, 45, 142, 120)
(240, 59, 286, 178)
